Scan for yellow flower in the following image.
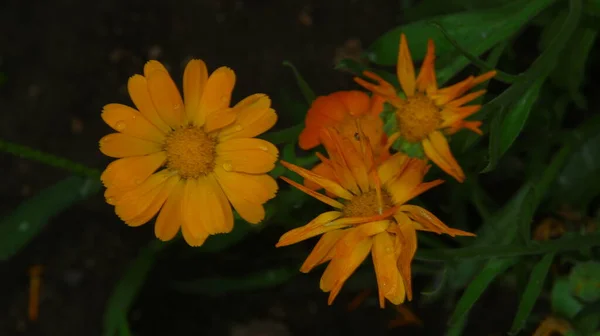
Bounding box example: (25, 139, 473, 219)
(100, 60, 279, 246)
(276, 127, 474, 306)
(355, 34, 496, 182)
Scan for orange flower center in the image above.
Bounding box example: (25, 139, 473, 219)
(164, 126, 216, 179)
(343, 189, 394, 218)
(396, 94, 441, 142)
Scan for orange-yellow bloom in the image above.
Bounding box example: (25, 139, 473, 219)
(355, 34, 496, 182)
(276, 128, 474, 307)
(531, 316, 573, 336)
(299, 91, 390, 191)
(100, 60, 278, 246)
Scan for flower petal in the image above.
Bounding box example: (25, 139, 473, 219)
(215, 138, 278, 174)
(180, 176, 234, 236)
(372, 231, 403, 308)
(219, 94, 277, 140)
(196, 67, 236, 126)
(147, 69, 185, 128)
(214, 167, 278, 224)
(320, 237, 372, 305)
(276, 211, 343, 247)
(400, 205, 475, 237)
(99, 133, 162, 158)
(180, 179, 210, 239)
(334, 90, 371, 117)
(377, 152, 410, 186)
(155, 179, 185, 241)
(183, 59, 209, 123)
(128, 75, 171, 133)
(422, 131, 465, 182)
(300, 230, 346, 273)
(113, 170, 176, 226)
(305, 161, 337, 191)
(415, 39, 438, 95)
(101, 103, 165, 142)
(101, 151, 167, 190)
(394, 217, 418, 301)
(397, 34, 416, 97)
(204, 108, 237, 133)
(281, 160, 354, 200)
(280, 176, 344, 209)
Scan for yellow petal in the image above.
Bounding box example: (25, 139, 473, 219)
(180, 179, 210, 239)
(126, 175, 179, 227)
(395, 219, 417, 300)
(320, 237, 372, 305)
(101, 103, 165, 142)
(280, 176, 344, 209)
(280, 160, 354, 200)
(377, 152, 410, 185)
(101, 151, 167, 190)
(446, 90, 486, 108)
(182, 176, 235, 236)
(372, 231, 402, 308)
(204, 108, 237, 133)
(128, 75, 171, 133)
(422, 131, 465, 182)
(300, 230, 346, 273)
(415, 39, 438, 95)
(155, 179, 185, 241)
(204, 174, 235, 234)
(113, 170, 175, 226)
(214, 167, 277, 224)
(276, 211, 343, 247)
(197, 67, 236, 125)
(334, 220, 390, 258)
(183, 59, 208, 123)
(99, 133, 162, 158)
(400, 205, 475, 237)
(219, 94, 277, 140)
(397, 34, 416, 97)
(144, 60, 168, 76)
(147, 69, 185, 128)
(440, 105, 481, 127)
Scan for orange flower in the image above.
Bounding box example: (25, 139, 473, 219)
(355, 34, 496, 182)
(532, 316, 572, 336)
(276, 128, 474, 307)
(100, 60, 278, 246)
(299, 90, 389, 190)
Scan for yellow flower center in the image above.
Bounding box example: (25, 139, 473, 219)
(396, 94, 441, 142)
(164, 126, 217, 179)
(343, 189, 394, 218)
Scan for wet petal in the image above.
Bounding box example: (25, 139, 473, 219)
(101, 103, 165, 142)
(101, 151, 167, 190)
(422, 131, 465, 182)
(147, 69, 185, 128)
(219, 94, 277, 141)
(216, 138, 278, 174)
(372, 231, 403, 308)
(100, 133, 162, 158)
(128, 75, 171, 133)
(196, 67, 236, 126)
(395, 219, 417, 300)
(300, 230, 346, 273)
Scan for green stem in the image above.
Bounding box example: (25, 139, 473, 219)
(416, 232, 600, 261)
(0, 138, 101, 178)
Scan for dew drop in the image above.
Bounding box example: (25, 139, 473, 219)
(222, 162, 233, 172)
(259, 145, 269, 151)
(131, 114, 137, 120)
(106, 197, 115, 205)
(115, 121, 126, 131)
(385, 246, 394, 254)
(234, 125, 243, 132)
(173, 103, 181, 110)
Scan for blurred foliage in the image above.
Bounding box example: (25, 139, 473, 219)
(1, 0, 600, 334)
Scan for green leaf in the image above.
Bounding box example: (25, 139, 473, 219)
(449, 257, 518, 325)
(172, 267, 296, 296)
(482, 78, 545, 173)
(573, 301, 600, 334)
(103, 240, 168, 336)
(367, 0, 556, 80)
(552, 277, 584, 319)
(569, 261, 600, 303)
(261, 124, 304, 145)
(509, 253, 556, 334)
(282, 61, 316, 105)
(0, 176, 101, 261)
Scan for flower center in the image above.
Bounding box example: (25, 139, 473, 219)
(396, 94, 441, 142)
(342, 189, 394, 218)
(164, 125, 217, 179)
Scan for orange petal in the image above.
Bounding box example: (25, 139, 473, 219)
(320, 236, 372, 304)
(385, 159, 438, 205)
(354, 72, 405, 108)
(101, 151, 167, 190)
(126, 175, 179, 226)
(422, 131, 465, 182)
(299, 94, 348, 150)
(334, 220, 390, 258)
(154, 179, 185, 241)
(431, 76, 475, 106)
(146, 69, 185, 128)
(144, 60, 168, 76)
(113, 170, 176, 226)
(197, 67, 236, 126)
(218, 94, 277, 140)
(276, 211, 344, 247)
(446, 120, 483, 135)
(395, 218, 417, 301)
(446, 89, 486, 108)
(214, 167, 277, 224)
(204, 108, 237, 133)
(280, 176, 344, 209)
(216, 138, 278, 174)
(101, 103, 165, 143)
(183, 59, 209, 123)
(128, 75, 171, 133)
(372, 231, 402, 308)
(281, 160, 354, 200)
(397, 34, 416, 97)
(181, 176, 234, 235)
(334, 91, 371, 117)
(300, 230, 346, 273)
(377, 152, 410, 186)
(99, 133, 162, 158)
(440, 105, 481, 127)
(180, 180, 209, 247)
(304, 161, 337, 191)
(415, 39, 438, 95)
(400, 205, 475, 237)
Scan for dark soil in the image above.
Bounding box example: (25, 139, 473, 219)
(0, 1, 517, 335)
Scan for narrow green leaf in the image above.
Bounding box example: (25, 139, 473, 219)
(103, 240, 168, 336)
(449, 257, 518, 325)
(0, 176, 101, 260)
(509, 253, 556, 334)
(282, 61, 316, 104)
(367, 0, 556, 79)
(172, 267, 296, 296)
(482, 78, 544, 173)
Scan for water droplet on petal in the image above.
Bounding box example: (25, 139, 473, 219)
(259, 145, 269, 152)
(220, 95, 228, 102)
(115, 121, 126, 131)
(173, 103, 181, 110)
(134, 178, 142, 185)
(106, 197, 115, 205)
(222, 162, 233, 172)
(234, 125, 243, 132)
(385, 246, 394, 254)
(131, 114, 137, 120)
